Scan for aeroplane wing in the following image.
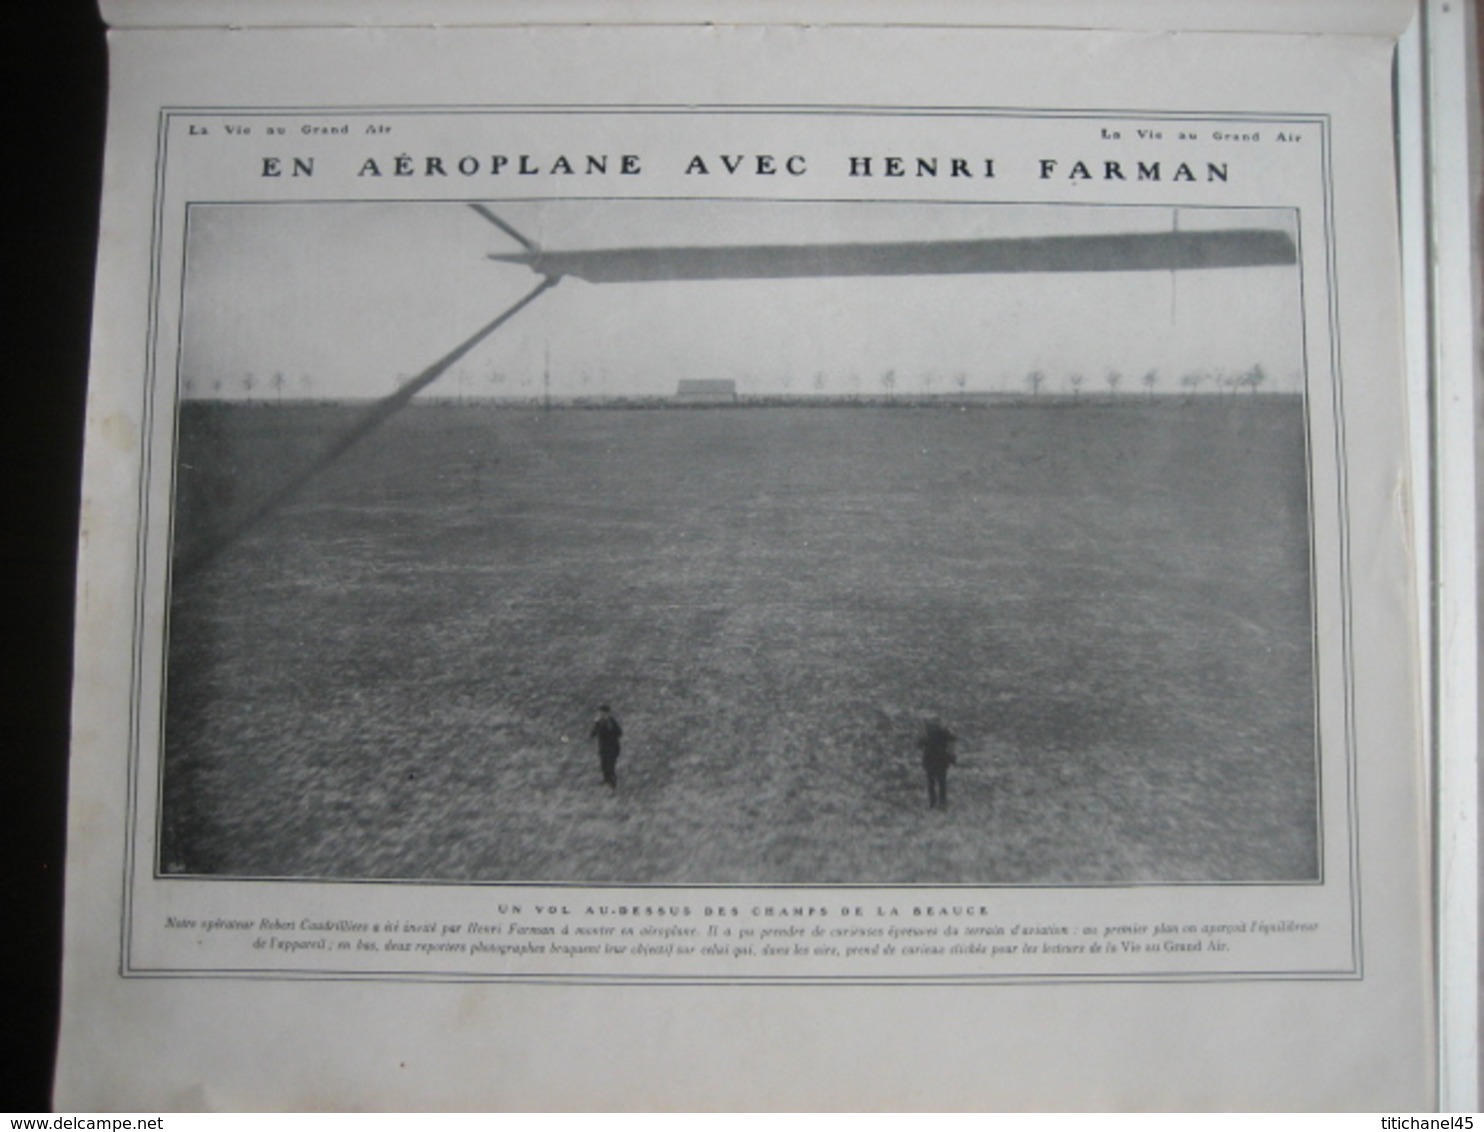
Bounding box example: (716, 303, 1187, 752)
(485, 228, 1297, 284)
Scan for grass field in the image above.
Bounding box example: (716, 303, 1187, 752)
(162, 399, 1317, 885)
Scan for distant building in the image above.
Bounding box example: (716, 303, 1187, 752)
(675, 379, 738, 403)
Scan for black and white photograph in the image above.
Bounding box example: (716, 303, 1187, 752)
(160, 198, 1315, 887)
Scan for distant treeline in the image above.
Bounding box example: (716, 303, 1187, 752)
(181, 390, 1301, 411)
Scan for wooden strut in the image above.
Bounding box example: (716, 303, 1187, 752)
(174, 274, 561, 580)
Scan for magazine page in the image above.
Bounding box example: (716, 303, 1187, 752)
(55, 18, 1432, 1110)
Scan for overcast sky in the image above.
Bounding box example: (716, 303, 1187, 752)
(178, 199, 1304, 400)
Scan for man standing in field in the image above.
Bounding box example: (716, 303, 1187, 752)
(591, 704, 623, 791)
(919, 718, 957, 810)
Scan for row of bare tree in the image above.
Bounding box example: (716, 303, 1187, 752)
(1025, 364, 1269, 399)
(182, 363, 1275, 401)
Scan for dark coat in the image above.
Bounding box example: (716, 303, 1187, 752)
(918, 722, 956, 771)
(591, 714, 622, 756)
